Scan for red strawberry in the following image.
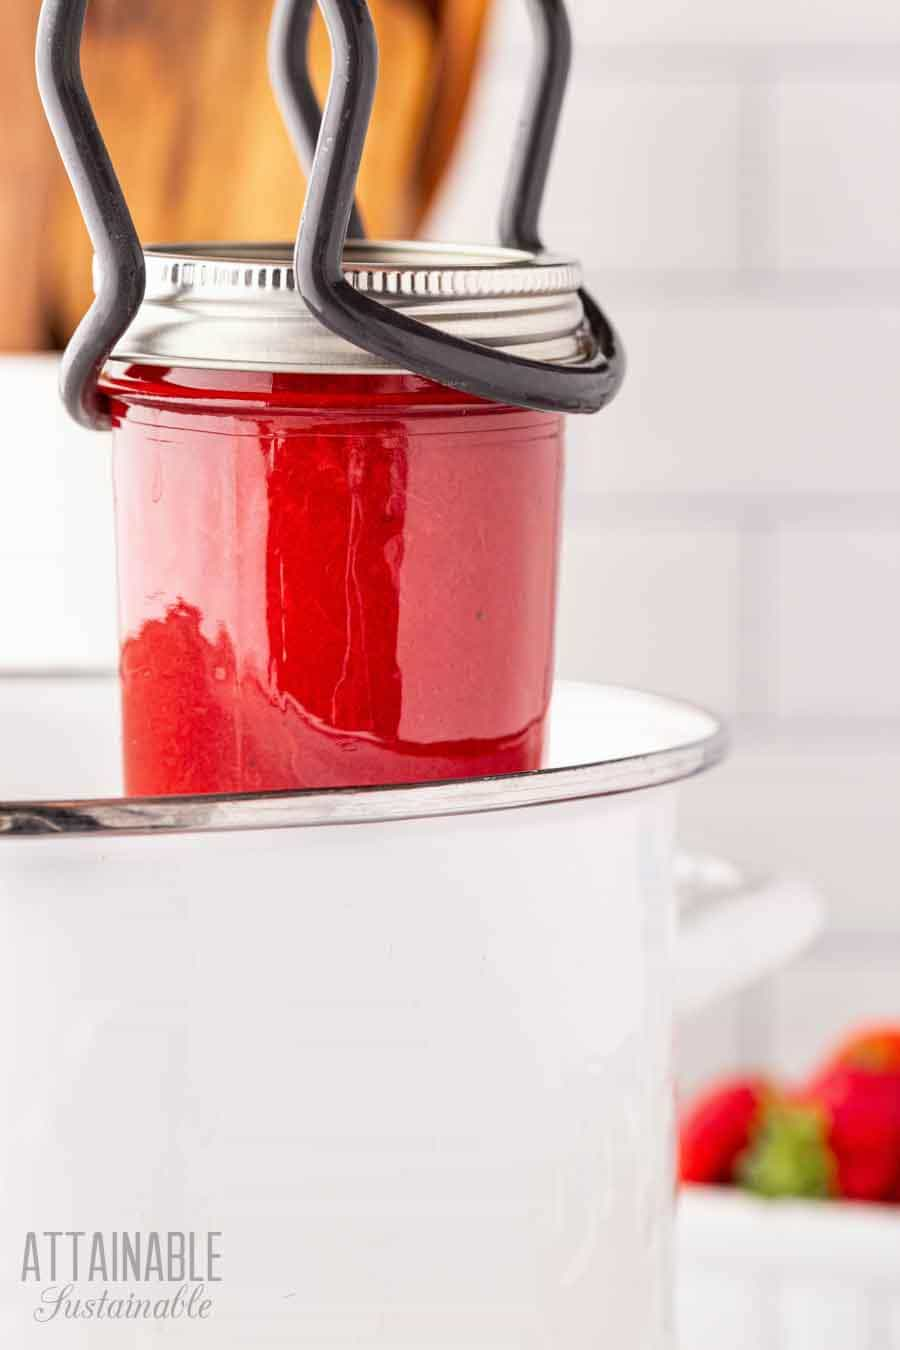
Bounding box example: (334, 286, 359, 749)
(740, 1067, 900, 1203)
(805, 1066, 900, 1202)
(816, 1024, 900, 1078)
(679, 1078, 769, 1185)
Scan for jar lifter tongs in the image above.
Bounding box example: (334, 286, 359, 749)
(35, 0, 625, 430)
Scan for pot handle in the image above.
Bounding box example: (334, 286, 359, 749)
(674, 856, 824, 1020)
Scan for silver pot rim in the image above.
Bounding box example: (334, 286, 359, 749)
(0, 684, 726, 841)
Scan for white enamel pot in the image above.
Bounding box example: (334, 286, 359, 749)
(0, 680, 818, 1348)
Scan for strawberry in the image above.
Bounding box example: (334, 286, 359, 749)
(806, 1066, 900, 1202)
(816, 1024, 900, 1078)
(739, 1067, 900, 1203)
(678, 1078, 769, 1185)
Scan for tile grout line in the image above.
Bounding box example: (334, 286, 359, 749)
(735, 505, 777, 728)
(492, 40, 900, 80)
(585, 267, 900, 304)
(563, 492, 900, 525)
(736, 51, 776, 276)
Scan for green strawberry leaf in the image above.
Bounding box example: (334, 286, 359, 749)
(736, 1101, 834, 1200)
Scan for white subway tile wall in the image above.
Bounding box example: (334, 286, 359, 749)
(558, 521, 742, 714)
(489, 0, 900, 45)
(437, 70, 744, 271)
(562, 305, 900, 498)
(430, 0, 900, 1077)
(773, 79, 900, 271)
(765, 941, 900, 1079)
(773, 525, 900, 721)
(680, 739, 900, 933)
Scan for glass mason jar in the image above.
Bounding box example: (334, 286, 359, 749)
(100, 243, 589, 797)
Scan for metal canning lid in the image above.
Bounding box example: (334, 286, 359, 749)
(106, 240, 593, 376)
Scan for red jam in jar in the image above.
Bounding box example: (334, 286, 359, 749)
(104, 364, 564, 796)
(101, 244, 583, 797)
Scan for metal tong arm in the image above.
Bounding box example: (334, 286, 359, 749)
(35, 0, 145, 430)
(287, 0, 624, 415)
(268, 0, 366, 240)
(500, 0, 571, 253)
